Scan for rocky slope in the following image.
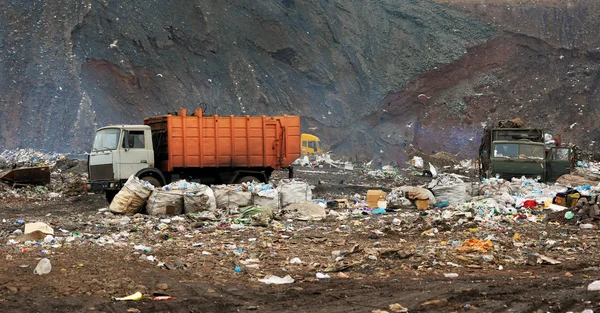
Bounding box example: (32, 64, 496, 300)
(1, 0, 599, 164)
(340, 0, 600, 163)
(0, 0, 494, 156)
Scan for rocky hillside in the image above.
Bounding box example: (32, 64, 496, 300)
(1, 0, 599, 164)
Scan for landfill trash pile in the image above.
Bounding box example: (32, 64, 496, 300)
(365, 165, 404, 180)
(293, 153, 349, 169)
(0, 157, 88, 200)
(3, 165, 600, 311)
(0, 149, 65, 169)
(107, 177, 315, 221)
(572, 160, 600, 177)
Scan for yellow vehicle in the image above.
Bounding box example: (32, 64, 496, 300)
(301, 133, 323, 154)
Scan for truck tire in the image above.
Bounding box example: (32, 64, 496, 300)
(105, 190, 118, 204)
(236, 175, 259, 184)
(140, 176, 162, 188)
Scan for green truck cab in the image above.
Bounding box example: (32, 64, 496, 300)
(479, 127, 571, 182)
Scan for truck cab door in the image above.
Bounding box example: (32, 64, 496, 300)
(118, 129, 152, 179)
(547, 147, 571, 182)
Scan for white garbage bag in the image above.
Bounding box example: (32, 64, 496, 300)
(213, 185, 252, 214)
(277, 179, 312, 207)
(428, 174, 469, 206)
(253, 188, 280, 210)
(183, 184, 217, 215)
(146, 189, 184, 216)
(412, 156, 424, 168)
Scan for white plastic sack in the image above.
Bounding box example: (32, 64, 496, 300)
(253, 188, 280, 210)
(183, 185, 217, 214)
(110, 175, 154, 215)
(428, 174, 468, 206)
(432, 184, 468, 207)
(213, 185, 252, 213)
(429, 163, 438, 177)
(146, 189, 184, 216)
(277, 179, 312, 207)
(412, 156, 424, 168)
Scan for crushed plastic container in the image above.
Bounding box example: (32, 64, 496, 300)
(34, 258, 51, 275)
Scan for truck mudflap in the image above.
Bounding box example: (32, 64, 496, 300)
(86, 180, 123, 192)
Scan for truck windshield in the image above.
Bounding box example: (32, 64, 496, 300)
(494, 143, 544, 160)
(494, 143, 519, 158)
(519, 144, 544, 159)
(93, 129, 121, 151)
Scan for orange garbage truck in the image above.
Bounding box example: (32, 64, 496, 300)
(87, 108, 301, 202)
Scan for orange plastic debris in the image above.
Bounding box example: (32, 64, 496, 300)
(457, 238, 494, 254)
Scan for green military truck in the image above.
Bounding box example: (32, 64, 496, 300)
(478, 123, 571, 182)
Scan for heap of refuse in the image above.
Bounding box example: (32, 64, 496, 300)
(103, 169, 600, 227)
(0, 157, 88, 200)
(364, 165, 402, 180)
(293, 153, 355, 170)
(109, 176, 320, 225)
(0, 149, 64, 169)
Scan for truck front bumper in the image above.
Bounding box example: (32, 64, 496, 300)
(85, 180, 122, 192)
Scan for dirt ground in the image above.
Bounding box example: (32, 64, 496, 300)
(1, 166, 600, 313)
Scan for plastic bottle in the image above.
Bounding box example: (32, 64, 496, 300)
(134, 245, 152, 253)
(34, 258, 52, 275)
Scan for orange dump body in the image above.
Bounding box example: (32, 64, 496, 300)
(144, 109, 301, 173)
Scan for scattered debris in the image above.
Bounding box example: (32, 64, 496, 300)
(258, 275, 295, 285)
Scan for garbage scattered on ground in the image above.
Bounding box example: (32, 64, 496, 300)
(3, 152, 600, 310)
(457, 238, 493, 254)
(588, 281, 600, 291)
(389, 303, 409, 313)
(153, 296, 173, 301)
(114, 291, 143, 301)
(33, 258, 51, 275)
(0, 149, 64, 169)
(24, 222, 54, 236)
(316, 273, 331, 279)
(258, 274, 295, 284)
(0, 152, 88, 199)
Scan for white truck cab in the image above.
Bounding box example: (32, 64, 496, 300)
(87, 125, 155, 199)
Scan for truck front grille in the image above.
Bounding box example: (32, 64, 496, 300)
(90, 164, 114, 181)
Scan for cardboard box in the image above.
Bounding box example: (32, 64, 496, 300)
(366, 190, 387, 208)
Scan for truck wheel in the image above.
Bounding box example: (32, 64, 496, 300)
(105, 190, 118, 204)
(141, 176, 162, 188)
(236, 175, 259, 184)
